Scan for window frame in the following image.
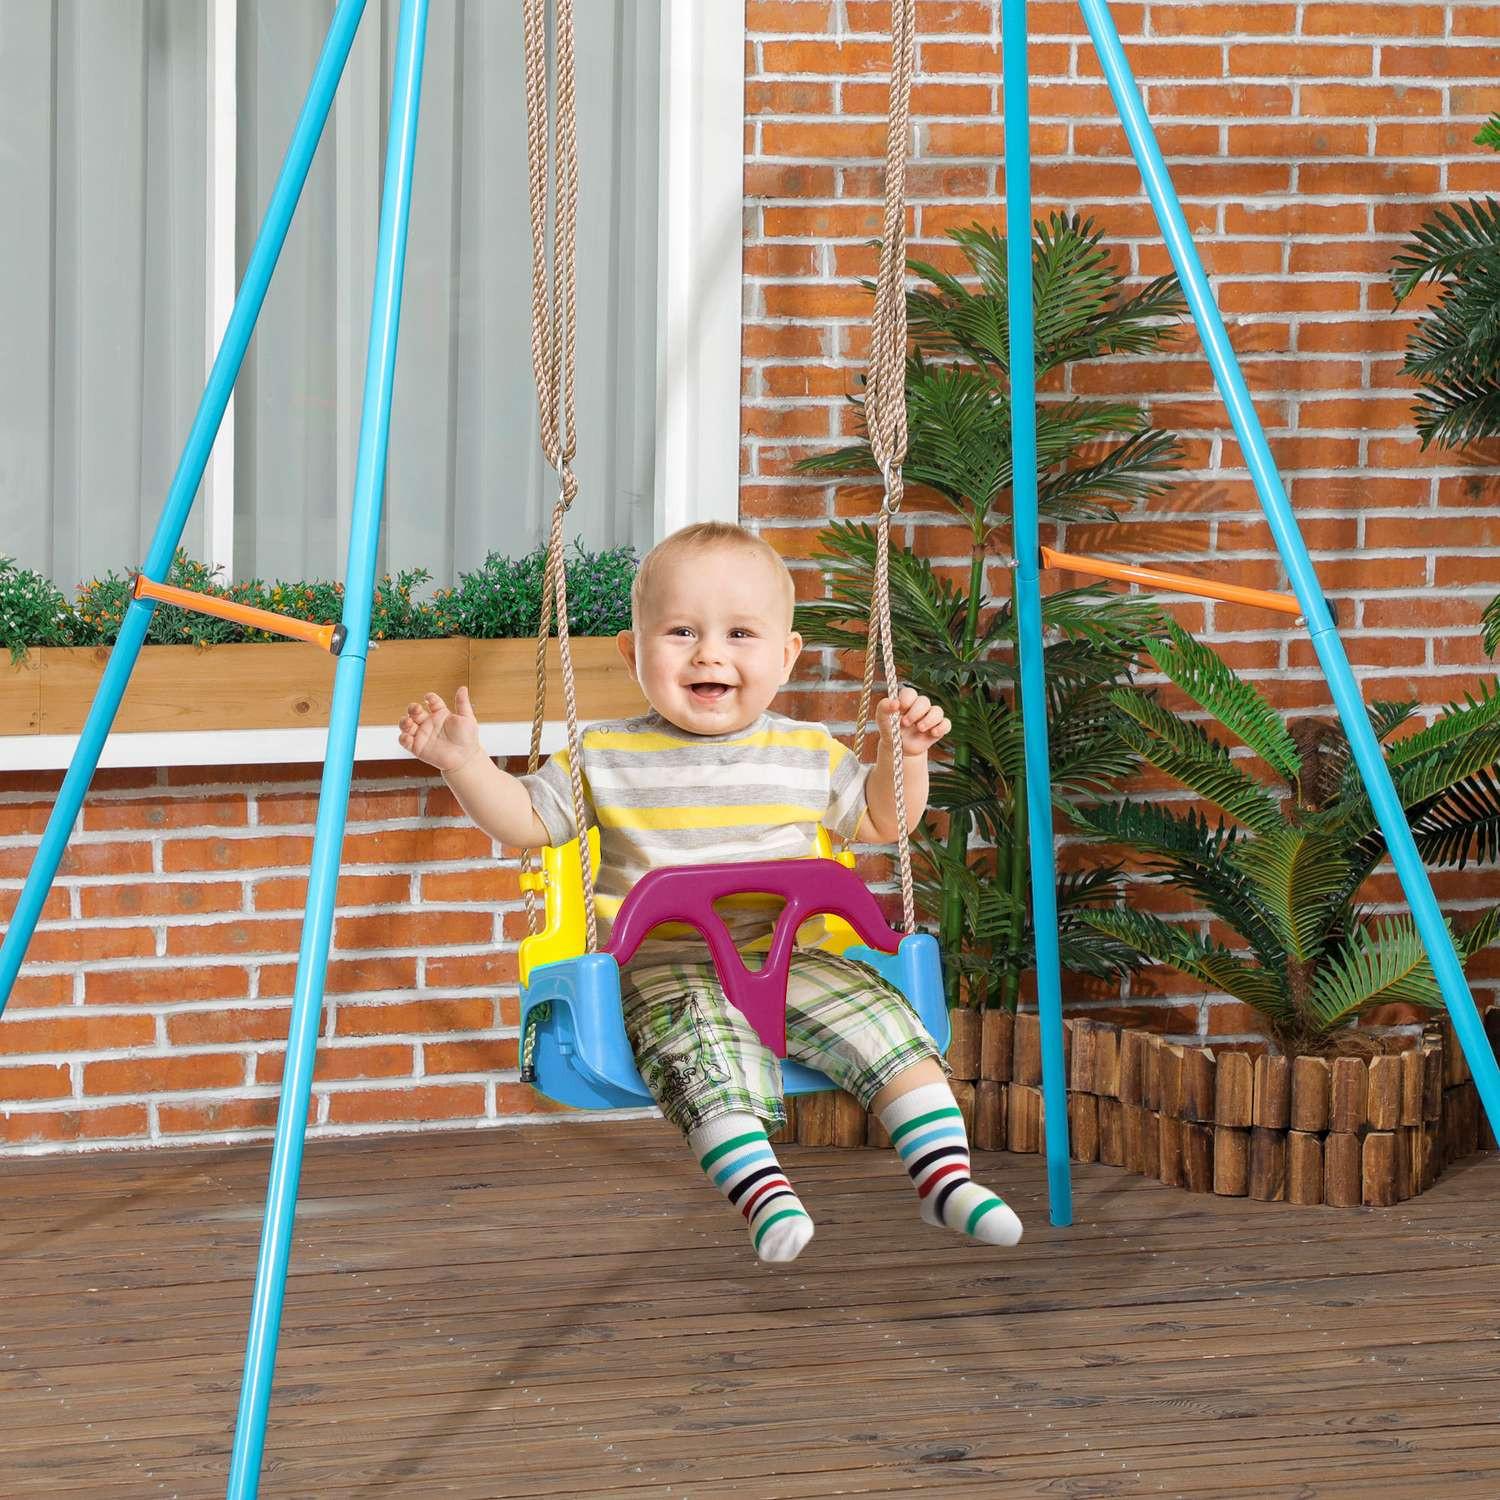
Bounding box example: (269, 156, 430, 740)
(2, 0, 744, 774)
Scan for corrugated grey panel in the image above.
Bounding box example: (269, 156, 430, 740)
(0, 0, 208, 592)
(140, 0, 209, 572)
(1, 0, 654, 594)
(384, 0, 461, 586)
(236, 0, 659, 588)
(0, 0, 57, 577)
(235, 0, 341, 585)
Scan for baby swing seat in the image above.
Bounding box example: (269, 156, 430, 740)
(517, 830, 949, 1110)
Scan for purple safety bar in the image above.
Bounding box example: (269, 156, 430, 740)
(604, 859, 907, 1055)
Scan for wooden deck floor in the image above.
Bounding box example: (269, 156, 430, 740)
(3, 1122, 1499, 1499)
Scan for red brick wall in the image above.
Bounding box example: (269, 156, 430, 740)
(747, 0, 1500, 1035)
(0, 762, 567, 1154)
(2, 1, 1497, 1152)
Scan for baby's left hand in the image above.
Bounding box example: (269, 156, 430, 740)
(876, 686, 951, 756)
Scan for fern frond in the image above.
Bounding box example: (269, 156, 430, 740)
(1080, 908, 1288, 1017)
(1307, 918, 1442, 1032)
(1147, 619, 1301, 778)
(1111, 689, 1285, 834)
(1229, 827, 1350, 963)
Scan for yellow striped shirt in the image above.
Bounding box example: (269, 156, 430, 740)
(520, 710, 869, 962)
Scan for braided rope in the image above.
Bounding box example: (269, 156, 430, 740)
(520, 0, 596, 951)
(847, 0, 917, 933)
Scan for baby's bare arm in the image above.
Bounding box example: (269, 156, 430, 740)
(857, 687, 947, 843)
(443, 752, 553, 850)
(399, 686, 553, 849)
(860, 743, 929, 843)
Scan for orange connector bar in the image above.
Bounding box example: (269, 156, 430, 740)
(1039, 547, 1303, 617)
(132, 575, 346, 654)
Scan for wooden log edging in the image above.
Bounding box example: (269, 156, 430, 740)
(790, 1012, 1495, 1207)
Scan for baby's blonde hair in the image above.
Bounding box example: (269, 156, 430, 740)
(631, 522, 796, 627)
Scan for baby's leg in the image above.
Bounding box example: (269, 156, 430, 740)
(782, 952, 1022, 1248)
(622, 960, 814, 1265)
(872, 1060, 1023, 1247)
(689, 1114, 814, 1264)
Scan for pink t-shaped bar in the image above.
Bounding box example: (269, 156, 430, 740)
(604, 859, 907, 1056)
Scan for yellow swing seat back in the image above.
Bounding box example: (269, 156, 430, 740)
(517, 827, 864, 988)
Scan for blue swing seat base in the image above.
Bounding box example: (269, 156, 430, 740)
(520, 933, 949, 1112)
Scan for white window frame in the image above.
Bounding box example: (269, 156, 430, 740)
(5, 0, 744, 774)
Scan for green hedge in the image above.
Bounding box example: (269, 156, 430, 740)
(0, 547, 637, 662)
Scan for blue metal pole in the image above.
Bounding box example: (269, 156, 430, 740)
(1002, 0, 1073, 1227)
(0, 0, 370, 1015)
(224, 2, 429, 1493)
(1076, 0, 1500, 1135)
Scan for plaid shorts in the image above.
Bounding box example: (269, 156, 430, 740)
(619, 948, 944, 1133)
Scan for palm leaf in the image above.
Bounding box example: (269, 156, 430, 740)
(1147, 618, 1301, 779)
(1484, 596, 1500, 658)
(1074, 800, 1287, 968)
(1455, 903, 1500, 961)
(1307, 917, 1442, 1031)
(1386, 682, 1500, 768)
(1038, 427, 1186, 520)
(1391, 194, 1500, 448)
(997, 584, 1164, 651)
(1111, 689, 1284, 834)
(1391, 196, 1500, 298)
(1408, 766, 1500, 869)
(1229, 827, 1349, 964)
(1368, 698, 1419, 743)
(1080, 907, 1289, 1018)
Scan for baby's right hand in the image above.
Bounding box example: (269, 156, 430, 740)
(398, 686, 482, 772)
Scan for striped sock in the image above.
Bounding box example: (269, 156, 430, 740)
(881, 1082, 1023, 1247)
(689, 1113, 814, 1264)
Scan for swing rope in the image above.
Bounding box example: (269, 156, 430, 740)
(520, 0, 598, 953)
(848, 0, 918, 935)
(517, 0, 917, 955)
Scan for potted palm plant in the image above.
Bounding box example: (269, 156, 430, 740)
(1076, 620, 1500, 1056)
(797, 215, 1186, 1011)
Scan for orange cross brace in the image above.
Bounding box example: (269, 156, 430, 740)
(1039, 546, 1303, 617)
(132, 575, 345, 654)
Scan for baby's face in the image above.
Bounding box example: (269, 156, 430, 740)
(617, 545, 802, 736)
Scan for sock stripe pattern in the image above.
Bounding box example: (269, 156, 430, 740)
(881, 1086, 1022, 1247)
(698, 1125, 810, 1254)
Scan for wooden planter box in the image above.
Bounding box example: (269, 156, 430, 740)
(0, 637, 640, 738)
(786, 1010, 1500, 1208)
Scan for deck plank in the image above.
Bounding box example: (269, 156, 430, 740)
(2, 1122, 1497, 1497)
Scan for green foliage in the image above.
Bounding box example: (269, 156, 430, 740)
(802, 215, 1188, 531)
(1390, 115, 1500, 449)
(1484, 595, 1500, 658)
(0, 556, 75, 663)
(428, 543, 635, 639)
(71, 553, 436, 646)
(2, 545, 636, 650)
(793, 214, 1185, 1009)
(1077, 638, 1500, 1053)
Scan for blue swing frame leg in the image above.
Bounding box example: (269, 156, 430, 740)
(1075, 0, 1500, 1136)
(225, 3, 429, 1493)
(0, 0, 371, 1017)
(1002, 0, 1074, 1228)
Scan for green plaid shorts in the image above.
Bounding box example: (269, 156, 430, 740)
(619, 948, 944, 1133)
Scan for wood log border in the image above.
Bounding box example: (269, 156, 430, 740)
(790, 1010, 1495, 1207)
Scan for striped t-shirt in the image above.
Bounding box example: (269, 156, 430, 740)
(519, 710, 871, 964)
